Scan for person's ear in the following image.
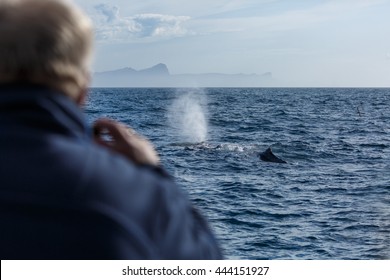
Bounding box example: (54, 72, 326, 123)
(76, 73, 91, 106)
(76, 87, 88, 107)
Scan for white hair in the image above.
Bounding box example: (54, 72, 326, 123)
(0, 0, 94, 99)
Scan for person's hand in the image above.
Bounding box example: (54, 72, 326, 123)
(93, 118, 160, 166)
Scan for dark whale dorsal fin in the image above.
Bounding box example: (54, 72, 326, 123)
(259, 147, 287, 164)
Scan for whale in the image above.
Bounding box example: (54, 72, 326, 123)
(259, 147, 287, 164)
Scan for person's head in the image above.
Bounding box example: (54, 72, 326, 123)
(0, 0, 93, 104)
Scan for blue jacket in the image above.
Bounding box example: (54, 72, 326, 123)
(0, 84, 222, 259)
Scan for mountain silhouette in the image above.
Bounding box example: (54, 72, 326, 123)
(92, 64, 272, 87)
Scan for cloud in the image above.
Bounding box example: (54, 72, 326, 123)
(92, 3, 191, 42)
(94, 3, 119, 22)
(190, 0, 389, 36)
(133, 14, 190, 37)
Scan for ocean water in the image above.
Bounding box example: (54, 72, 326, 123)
(85, 88, 390, 260)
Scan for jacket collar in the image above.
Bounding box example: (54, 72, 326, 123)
(0, 83, 92, 140)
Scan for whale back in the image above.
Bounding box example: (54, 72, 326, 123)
(259, 147, 287, 164)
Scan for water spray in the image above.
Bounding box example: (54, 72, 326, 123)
(167, 89, 208, 143)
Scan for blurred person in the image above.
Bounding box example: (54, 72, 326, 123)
(0, 0, 222, 259)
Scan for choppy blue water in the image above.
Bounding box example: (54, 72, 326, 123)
(86, 88, 390, 259)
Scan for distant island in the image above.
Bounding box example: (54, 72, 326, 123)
(92, 63, 273, 87)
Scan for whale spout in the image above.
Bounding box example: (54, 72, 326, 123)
(259, 147, 287, 164)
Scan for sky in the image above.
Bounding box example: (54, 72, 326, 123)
(74, 0, 390, 87)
